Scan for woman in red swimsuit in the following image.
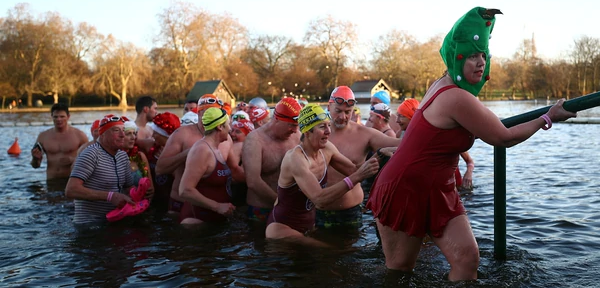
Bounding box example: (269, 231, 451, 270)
(265, 104, 379, 246)
(366, 7, 576, 281)
(179, 107, 236, 224)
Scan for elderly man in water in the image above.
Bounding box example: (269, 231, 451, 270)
(31, 103, 88, 180)
(65, 114, 134, 225)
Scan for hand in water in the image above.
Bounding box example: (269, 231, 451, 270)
(215, 203, 236, 216)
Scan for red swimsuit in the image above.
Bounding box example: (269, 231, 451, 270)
(366, 85, 474, 238)
(267, 146, 327, 234)
(179, 143, 232, 223)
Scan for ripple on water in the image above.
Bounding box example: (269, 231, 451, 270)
(1, 118, 600, 287)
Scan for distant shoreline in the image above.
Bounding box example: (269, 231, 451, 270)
(0, 99, 556, 114)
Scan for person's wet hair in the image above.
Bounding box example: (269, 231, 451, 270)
(135, 96, 157, 114)
(50, 103, 70, 116)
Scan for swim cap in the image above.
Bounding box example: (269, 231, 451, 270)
(232, 111, 250, 121)
(329, 86, 355, 104)
(248, 97, 268, 110)
(197, 94, 223, 111)
(398, 99, 420, 120)
(91, 119, 100, 134)
(124, 121, 138, 132)
(274, 97, 301, 123)
(150, 112, 180, 137)
(180, 111, 199, 125)
(223, 102, 232, 116)
(370, 103, 391, 121)
(299, 104, 330, 133)
(236, 101, 247, 110)
(202, 107, 228, 131)
(297, 98, 309, 107)
(440, 7, 502, 96)
(250, 107, 269, 123)
(99, 114, 128, 135)
(232, 119, 255, 135)
(372, 91, 390, 105)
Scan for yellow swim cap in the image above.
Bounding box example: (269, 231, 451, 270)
(202, 107, 228, 131)
(298, 104, 330, 134)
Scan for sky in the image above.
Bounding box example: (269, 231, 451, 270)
(1, 0, 598, 60)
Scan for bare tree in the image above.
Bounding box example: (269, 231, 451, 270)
(206, 13, 248, 69)
(371, 29, 417, 94)
(571, 36, 600, 95)
(94, 36, 147, 107)
(0, 4, 60, 106)
(304, 15, 358, 91)
(242, 34, 294, 95)
(154, 0, 211, 99)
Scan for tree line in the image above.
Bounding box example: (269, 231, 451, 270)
(1, 1, 599, 108)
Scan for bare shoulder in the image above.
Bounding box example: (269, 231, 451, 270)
(189, 141, 211, 158)
(282, 146, 303, 168)
(321, 141, 339, 161)
(38, 127, 55, 138)
(73, 127, 88, 141)
(170, 125, 192, 143)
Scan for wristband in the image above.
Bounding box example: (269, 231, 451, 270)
(540, 114, 552, 130)
(343, 177, 354, 190)
(467, 163, 474, 170)
(107, 191, 114, 202)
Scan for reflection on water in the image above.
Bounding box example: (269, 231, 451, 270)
(0, 101, 599, 287)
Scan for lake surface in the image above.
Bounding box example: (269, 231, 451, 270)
(1, 100, 599, 287)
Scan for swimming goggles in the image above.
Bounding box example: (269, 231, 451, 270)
(330, 97, 356, 106)
(199, 97, 223, 106)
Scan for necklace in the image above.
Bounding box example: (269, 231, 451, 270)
(127, 146, 148, 177)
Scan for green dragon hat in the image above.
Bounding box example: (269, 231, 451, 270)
(440, 7, 502, 96)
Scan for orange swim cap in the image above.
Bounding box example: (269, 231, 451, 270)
(398, 98, 420, 120)
(197, 94, 223, 111)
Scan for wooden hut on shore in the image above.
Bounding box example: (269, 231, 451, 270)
(350, 79, 395, 103)
(186, 80, 236, 105)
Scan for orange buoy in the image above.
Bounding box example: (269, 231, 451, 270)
(8, 137, 21, 155)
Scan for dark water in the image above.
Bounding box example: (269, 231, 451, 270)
(1, 101, 600, 287)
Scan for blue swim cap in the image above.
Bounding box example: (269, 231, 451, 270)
(372, 91, 390, 105)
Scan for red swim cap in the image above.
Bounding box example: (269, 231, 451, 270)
(274, 97, 301, 123)
(329, 86, 355, 103)
(91, 119, 101, 134)
(232, 119, 255, 135)
(250, 108, 269, 123)
(98, 114, 128, 135)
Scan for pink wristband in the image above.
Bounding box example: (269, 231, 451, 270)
(107, 191, 114, 202)
(343, 177, 354, 190)
(467, 163, 475, 169)
(540, 114, 552, 130)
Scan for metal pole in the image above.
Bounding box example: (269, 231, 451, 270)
(501, 91, 600, 128)
(493, 146, 507, 260)
(493, 91, 600, 260)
